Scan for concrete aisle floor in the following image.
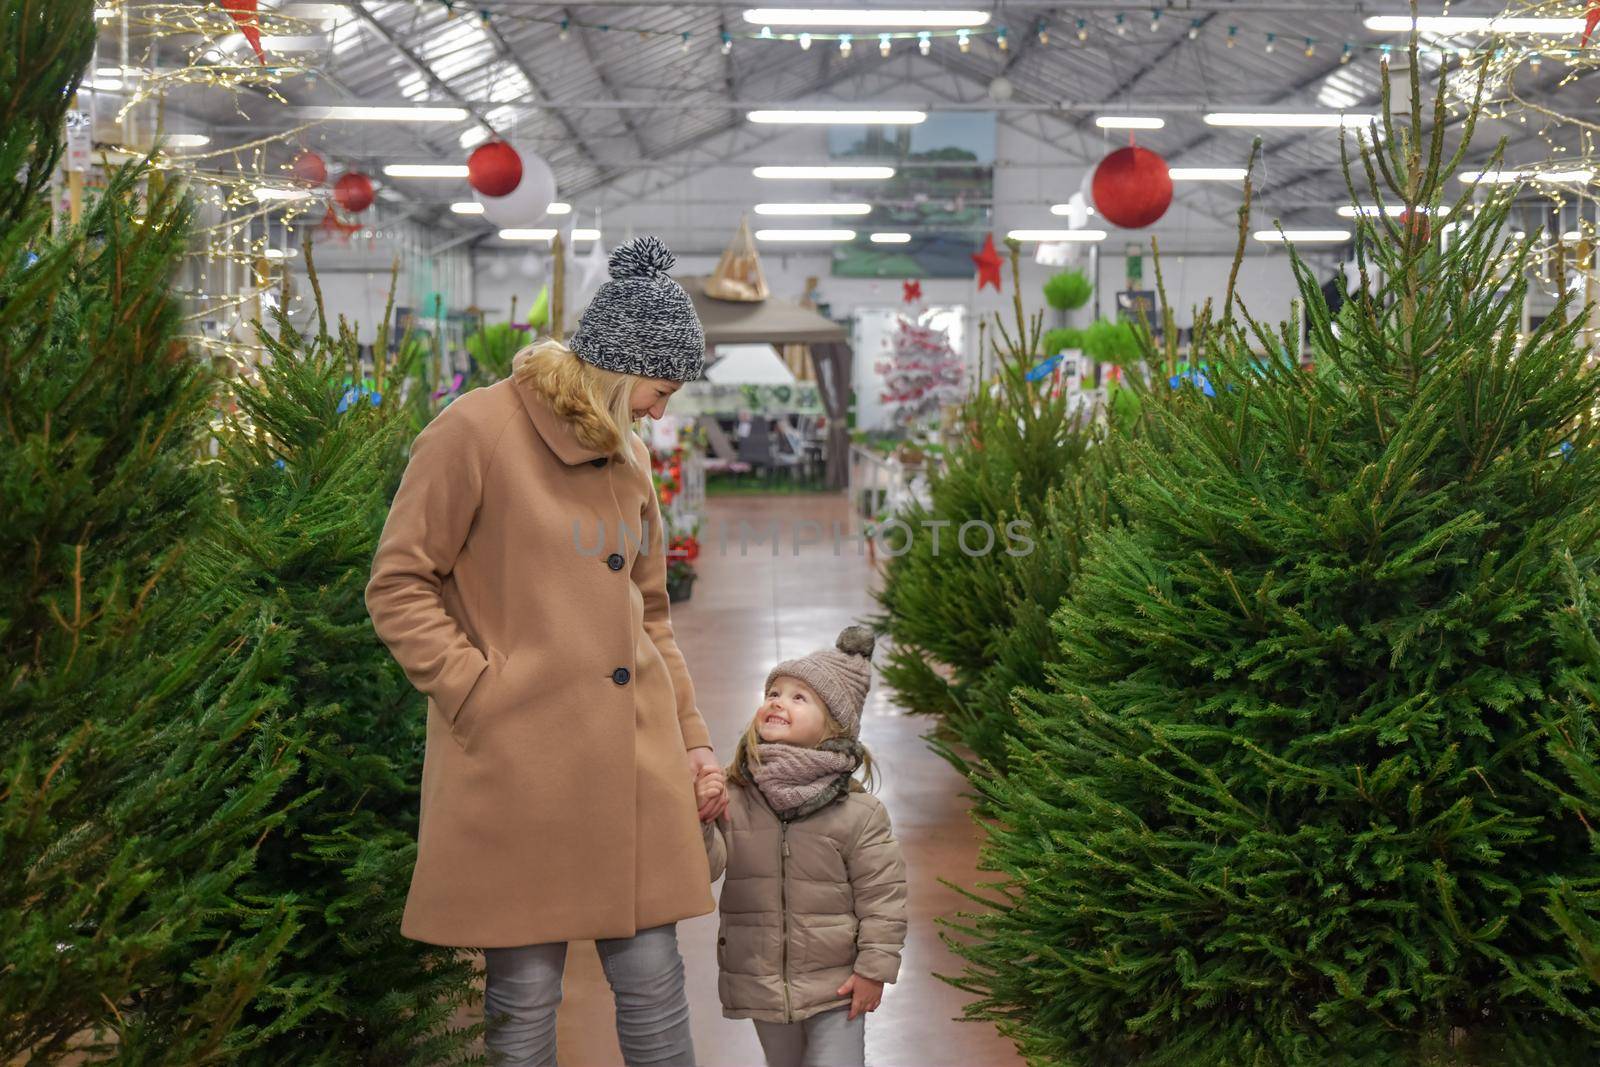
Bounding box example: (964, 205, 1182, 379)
(485, 492, 1023, 1067)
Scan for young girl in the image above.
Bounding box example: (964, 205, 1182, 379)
(694, 626, 907, 1067)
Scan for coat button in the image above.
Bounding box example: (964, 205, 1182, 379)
(590, 457, 608, 468)
(607, 553, 625, 571)
(612, 667, 631, 686)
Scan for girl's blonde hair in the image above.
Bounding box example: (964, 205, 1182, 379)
(726, 706, 879, 792)
(513, 337, 640, 469)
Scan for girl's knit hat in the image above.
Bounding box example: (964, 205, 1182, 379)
(568, 236, 705, 382)
(765, 626, 876, 738)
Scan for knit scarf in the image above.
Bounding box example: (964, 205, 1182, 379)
(747, 737, 863, 821)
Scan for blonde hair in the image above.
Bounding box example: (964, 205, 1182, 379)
(512, 337, 640, 469)
(726, 705, 880, 793)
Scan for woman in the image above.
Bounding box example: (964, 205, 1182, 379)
(366, 236, 727, 1066)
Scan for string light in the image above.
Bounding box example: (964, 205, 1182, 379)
(1037, 18, 1049, 44)
(1304, 38, 1315, 58)
(1341, 42, 1353, 64)
(957, 28, 970, 52)
(839, 33, 852, 56)
(682, 31, 691, 52)
(1226, 24, 1237, 47)
(918, 30, 931, 55)
(1077, 18, 1089, 42)
(1115, 13, 1127, 36)
(879, 32, 891, 57)
(1188, 19, 1202, 40)
(721, 31, 732, 54)
(1149, 10, 1161, 32)
(997, 25, 1008, 51)
(559, 17, 568, 41)
(758, 25, 773, 39)
(799, 31, 811, 50)
(1265, 32, 1276, 54)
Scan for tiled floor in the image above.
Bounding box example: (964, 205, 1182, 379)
(540, 492, 1023, 1067)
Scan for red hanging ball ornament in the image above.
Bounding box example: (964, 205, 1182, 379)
(291, 149, 327, 185)
(1091, 146, 1173, 229)
(334, 171, 375, 214)
(467, 140, 524, 198)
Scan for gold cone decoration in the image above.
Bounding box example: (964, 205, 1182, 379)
(705, 215, 770, 302)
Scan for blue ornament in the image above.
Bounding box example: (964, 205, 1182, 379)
(1169, 368, 1215, 397)
(1025, 353, 1063, 382)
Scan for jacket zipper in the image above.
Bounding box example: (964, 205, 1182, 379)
(780, 821, 793, 1023)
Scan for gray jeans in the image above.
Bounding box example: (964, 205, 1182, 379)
(483, 923, 696, 1067)
(752, 1007, 866, 1067)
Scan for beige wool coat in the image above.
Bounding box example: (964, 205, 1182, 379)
(703, 779, 907, 1023)
(365, 375, 714, 948)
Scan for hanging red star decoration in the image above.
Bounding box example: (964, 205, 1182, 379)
(902, 279, 922, 303)
(219, 0, 267, 65)
(971, 233, 1003, 291)
(1584, 1, 1600, 45)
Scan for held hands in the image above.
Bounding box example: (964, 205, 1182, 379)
(836, 974, 884, 1020)
(688, 747, 729, 822)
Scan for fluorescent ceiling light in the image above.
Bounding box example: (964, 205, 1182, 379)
(162, 133, 211, 148)
(263, 248, 299, 259)
(1049, 204, 1098, 216)
(254, 186, 317, 201)
(1336, 204, 1445, 218)
(1007, 229, 1109, 242)
(1363, 15, 1585, 34)
(753, 164, 896, 179)
(747, 109, 926, 125)
(1096, 116, 1165, 130)
(754, 202, 873, 215)
(1206, 112, 1374, 129)
(1254, 229, 1351, 243)
(385, 164, 469, 178)
(1168, 167, 1249, 181)
(460, 201, 569, 216)
(94, 6, 116, 17)
(306, 105, 469, 122)
(742, 8, 991, 28)
(498, 228, 601, 241)
(1461, 168, 1595, 184)
(258, 35, 332, 51)
(869, 232, 911, 243)
(754, 228, 857, 241)
(1564, 230, 1586, 241)
(96, 65, 143, 77)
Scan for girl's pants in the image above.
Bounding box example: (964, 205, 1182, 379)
(752, 1006, 866, 1067)
(483, 923, 696, 1067)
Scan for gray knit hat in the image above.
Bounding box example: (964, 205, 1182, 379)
(766, 626, 876, 739)
(568, 236, 705, 382)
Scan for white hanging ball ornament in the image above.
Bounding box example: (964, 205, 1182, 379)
(988, 76, 1014, 102)
(473, 147, 557, 228)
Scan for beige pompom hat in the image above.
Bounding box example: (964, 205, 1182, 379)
(765, 625, 876, 738)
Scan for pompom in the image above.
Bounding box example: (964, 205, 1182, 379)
(608, 235, 675, 280)
(835, 625, 876, 658)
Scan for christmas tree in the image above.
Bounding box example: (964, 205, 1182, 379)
(946, 52, 1600, 1064)
(1, 1, 297, 1057)
(875, 313, 965, 429)
(875, 243, 1132, 766)
(145, 266, 481, 1062)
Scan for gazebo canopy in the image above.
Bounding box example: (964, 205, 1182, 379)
(680, 277, 847, 347)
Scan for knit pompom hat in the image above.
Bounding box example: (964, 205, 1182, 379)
(568, 235, 705, 382)
(765, 626, 876, 739)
